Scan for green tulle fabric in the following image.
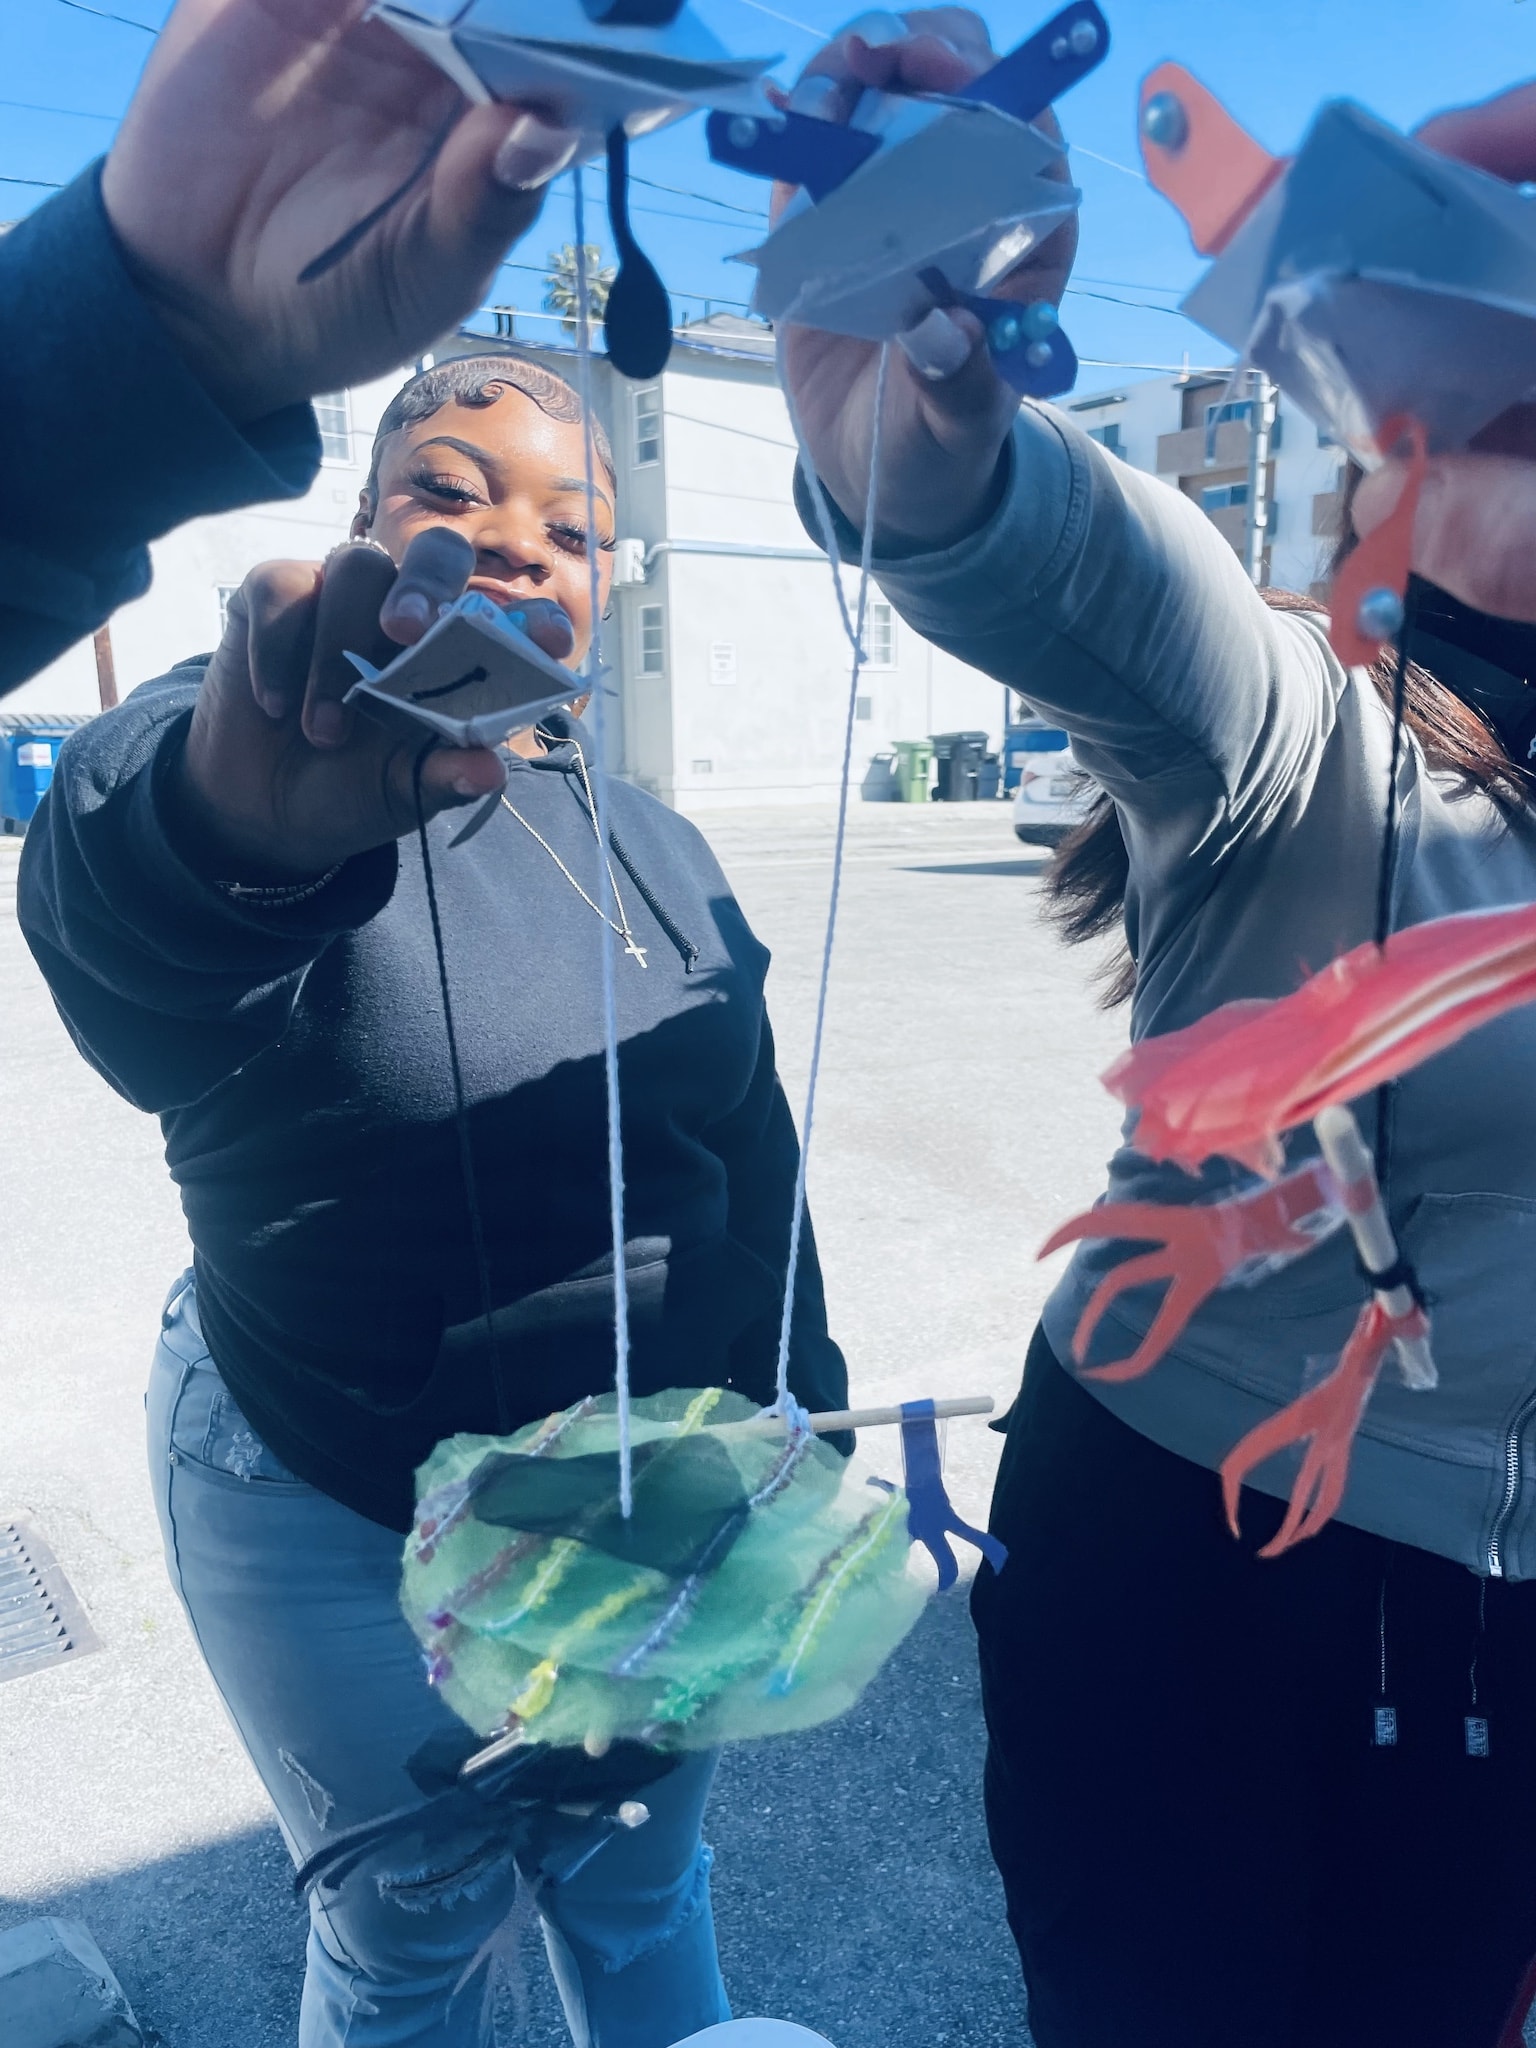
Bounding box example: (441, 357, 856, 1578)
(402, 1388, 927, 1752)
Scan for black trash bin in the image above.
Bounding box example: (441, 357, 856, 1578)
(930, 730, 989, 802)
(976, 753, 1002, 801)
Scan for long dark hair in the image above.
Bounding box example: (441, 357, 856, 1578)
(1044, 475, 1535, 1008)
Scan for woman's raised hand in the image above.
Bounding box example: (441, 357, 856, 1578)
(775, 8, 1079, 554)
(172, 529, 576, 883)
(101, 0, 579, 428)
(1352, 80, 1536, 622)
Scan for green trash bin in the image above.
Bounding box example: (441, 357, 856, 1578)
(893, 739, 933, 803)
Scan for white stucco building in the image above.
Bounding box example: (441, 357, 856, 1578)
(6, 315, 1007, 811)
(8, 326, 1346, 804)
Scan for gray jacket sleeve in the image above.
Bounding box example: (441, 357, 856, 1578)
(829, 404, 1346, 982)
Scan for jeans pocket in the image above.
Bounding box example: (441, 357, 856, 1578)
(167, 1357, 304, 1490)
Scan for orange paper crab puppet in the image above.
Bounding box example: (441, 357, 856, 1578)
(1042, 902, 1536, 1556)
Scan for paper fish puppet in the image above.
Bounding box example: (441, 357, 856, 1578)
(345, 590, 581, 749)
(369, 0, 779, 377)
(1138, 72, 1536, 465)
(372, 0, 776, 144)
(706, 1, 1109, 399)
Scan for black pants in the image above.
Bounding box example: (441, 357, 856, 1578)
(972, 1327, 1536, 2048)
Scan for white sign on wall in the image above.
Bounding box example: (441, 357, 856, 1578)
(709, 642, 738, 686)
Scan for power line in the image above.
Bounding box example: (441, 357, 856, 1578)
(0, 96, 117, 121)
(53, 0, 158, 29)
(1066, 286, 1193, 317)
(629, 173, 766, 222)
(0, 174, 65, 189)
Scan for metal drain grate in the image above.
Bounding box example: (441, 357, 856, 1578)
(0, 1515, 100, 1681)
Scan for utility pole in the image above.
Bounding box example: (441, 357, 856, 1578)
(92, 624, 118, 711)
(1243, 368, 1277, 587)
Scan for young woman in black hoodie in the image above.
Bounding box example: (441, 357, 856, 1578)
(20, 355, 850, 2048)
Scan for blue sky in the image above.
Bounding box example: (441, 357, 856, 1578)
(2, 0, 1531, 393)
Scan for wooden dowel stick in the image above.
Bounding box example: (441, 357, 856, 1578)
(1313, 1104, 1436, 1389)
(720, 1394, 995, 1438)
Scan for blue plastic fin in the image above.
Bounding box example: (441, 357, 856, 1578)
(982, 312, 1079, 400)
(960, 0, 1109, 125)
(706, 107, 881, 202)
(915, 270, 1080, 399)
(898, 1399, 1008, 1592)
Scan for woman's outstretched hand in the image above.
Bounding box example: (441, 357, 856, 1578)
(775, 7, 1079, 554)
(102, 0, 580, 428)
(172, 528, 575, 883)
(1351, 80, 1536, 622)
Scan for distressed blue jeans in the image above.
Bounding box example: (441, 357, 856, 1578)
(147, 1273, 731, 2048)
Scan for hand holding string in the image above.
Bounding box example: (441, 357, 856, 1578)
(101, 0, 579, 428)
(774, 7, 1079, 554)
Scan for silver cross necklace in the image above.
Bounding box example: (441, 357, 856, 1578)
(498, 735, 648, 968)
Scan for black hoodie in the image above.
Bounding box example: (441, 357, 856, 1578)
(20, 670, 848, 1529)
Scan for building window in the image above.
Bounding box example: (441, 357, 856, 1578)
(1203, 397, 1282, 450)
(633, 388, 662, 466)
(638, 604, 665, 676)
(216, 584, 240, 635)
(855, 696, 873, 722)
(1200, 482, 1250, 512)
(314, 391, 352, 464)
(864, 600, 895, 668)
(1086, 421, 1125, 458)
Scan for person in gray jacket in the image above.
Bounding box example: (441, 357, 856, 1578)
(783, 12, 1536, 2046)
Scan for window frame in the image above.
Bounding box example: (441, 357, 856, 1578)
(863, 599, 896, 670)
(637, 602, 666, 677)
(313, 390, 353, 466)
(632, 387, 662, 468)
(1199, 482, 1250, 513)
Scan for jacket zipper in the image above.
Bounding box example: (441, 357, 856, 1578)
(1488, 1390, 1536, 1576)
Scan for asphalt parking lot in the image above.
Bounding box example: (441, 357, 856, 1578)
(0, 799, 1128, 2047)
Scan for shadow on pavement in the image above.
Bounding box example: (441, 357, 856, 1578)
(0, 1591, 1028, 2048)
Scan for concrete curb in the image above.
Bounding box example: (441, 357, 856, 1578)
(0, 1917, 143, 2047)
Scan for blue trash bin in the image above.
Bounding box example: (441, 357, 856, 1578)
(2, 730, 65, 831)
(1002, 720, 1069, 793)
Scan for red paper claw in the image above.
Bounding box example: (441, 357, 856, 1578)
(1104, 901, 1536, 1176)
(1330, 415, 1429, 669)
(1221, 1296, 1428, 1558)
(1042, 1162, 1340, 1382)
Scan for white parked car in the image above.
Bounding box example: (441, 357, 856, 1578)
(1008, 719, 1095, 845)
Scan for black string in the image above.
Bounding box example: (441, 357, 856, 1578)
(1371, 618, 1414, 1187)
(297, 111, 458, 284)
(413, 753, 508, 1431)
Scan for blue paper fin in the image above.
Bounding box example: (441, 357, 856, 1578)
(916, 269, 1080, 400)
(961, 1, 1109, 125)
(898, 1399, 1008, 1591)
(706, 108, 881, 201)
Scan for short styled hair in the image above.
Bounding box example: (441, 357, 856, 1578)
(362, 354, 617, 511)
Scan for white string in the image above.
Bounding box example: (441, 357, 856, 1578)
(571, 167, 634, 1519)
(772, 341, 892, 1410)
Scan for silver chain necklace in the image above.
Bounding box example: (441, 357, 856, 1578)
(499, 736, 648, 968)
